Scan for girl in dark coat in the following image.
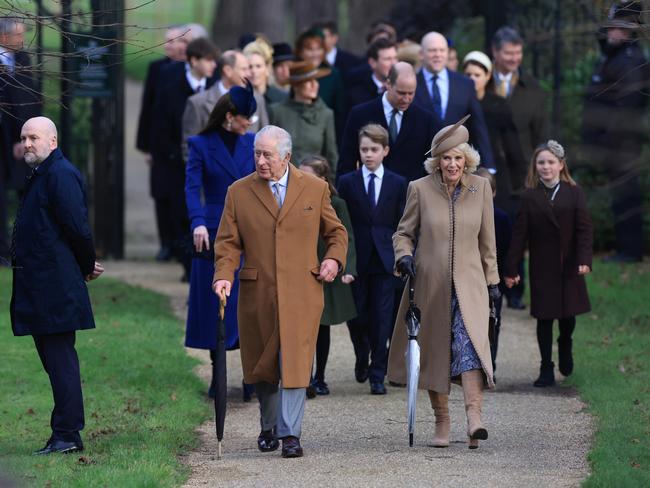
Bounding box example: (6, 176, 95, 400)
(504, 140, 593, 387)
(299, 155, 357, 396)
(185, 86, 256, 398)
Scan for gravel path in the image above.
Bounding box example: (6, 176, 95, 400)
(115, 80, 593, 487)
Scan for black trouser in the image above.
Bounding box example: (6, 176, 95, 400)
(609, 169, 643, 259)
(33, 331, 84, 444)
(536, 317, 576, 365)
(348, 265, 396, 384)
(314, 325, 330, 382)
(154, 196, 174, 250)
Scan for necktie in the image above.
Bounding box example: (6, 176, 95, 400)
(496, 76, 508, 98)
(388, 109, 398, 144)
(431, 74, 442, 118)
(195, 84, 204, 94)
(272, 182, 283, 208)
(367, 173, 376, 209)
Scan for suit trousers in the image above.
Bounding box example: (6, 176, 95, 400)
(256, 351, 306, 438)
(349, 266, 397, 383)
(154, 196, 174, 249)
(33, 331, 84, 444)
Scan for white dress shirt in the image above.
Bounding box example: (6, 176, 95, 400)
(371, 74, 384, 94)
(422, 67, 449, 119)
(185, 63, 207, 92)
(362, 164, 384, 205)
(326, 47, 337, 67)
(382, 92, 403, 134)
(269, 165, 289, 206)
(0, 50, 15, 72)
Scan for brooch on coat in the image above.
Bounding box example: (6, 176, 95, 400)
(468, 184, 478, 193)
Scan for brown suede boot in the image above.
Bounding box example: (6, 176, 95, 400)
(461, 370, 488, 449)
(427, 390, 450, 447)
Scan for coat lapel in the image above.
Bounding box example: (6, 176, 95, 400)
(249, 173, 279, 219)
(278, 165, 307, 223)
(532, 186, 560, 228)
(208, 135, 242, 181)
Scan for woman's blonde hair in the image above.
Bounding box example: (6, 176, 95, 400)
(524, 140, 576, 189)
(243, 38, 274, 66)
(423, 142, 480, 175)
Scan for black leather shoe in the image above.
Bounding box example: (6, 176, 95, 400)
(507, 296, 526, 310)
(312, 379, 330, 395)
(533, 362, 556, 387)
(33, 440, 83, 455)
(257, 429, 279, 452)
(558, 338, 574, 376)
(354, 361, 369, 383)
(281, 436, 303, 458)
(370, 381, 387, 395)
(388, 381, 405, 387)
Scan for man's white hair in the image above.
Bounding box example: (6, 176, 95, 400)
(255, 125, 292, 160)
(183, 23, 209, 41)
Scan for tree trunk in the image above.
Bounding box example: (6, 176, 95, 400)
(211, 0, 291, 48)
(339, 0, 394, 53)
(294, 0, 338, 33)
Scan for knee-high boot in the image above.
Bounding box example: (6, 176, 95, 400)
(427, 391, 450, 447)
(461, 369, 488, 449)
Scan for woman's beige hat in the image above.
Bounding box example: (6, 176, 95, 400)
(462, 50, 492, 74)
(425, 115, 471, 157)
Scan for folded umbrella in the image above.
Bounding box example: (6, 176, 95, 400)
(405, 277, 421, 447)
(215, 294, 227, 459)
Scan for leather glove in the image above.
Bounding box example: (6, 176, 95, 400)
(488, 284, 501, 302)
(396, 255, 416, 279)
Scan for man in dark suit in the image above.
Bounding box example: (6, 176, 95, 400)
(150, 38, 217, 280)
(346, 38, 398, 111)
(490, 26, 549, 308)
(414, 31, 494, 170)
(11, 117, 103, 455)
(0, 17, 42, 260)
(338, 62, 435, 182)
(338, 124, 407, 394)
(135, 25, 189, 261)
(313, 20, 363, 80)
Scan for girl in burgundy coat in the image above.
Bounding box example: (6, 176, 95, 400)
(504, 140, 593, 387)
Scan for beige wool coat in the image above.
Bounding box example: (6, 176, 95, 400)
(387, 171, 499, 393)
(214, 165, 348, 388)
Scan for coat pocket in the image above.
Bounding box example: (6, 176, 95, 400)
(239, 267, 258, 280)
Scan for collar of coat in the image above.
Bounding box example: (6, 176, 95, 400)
(249, 164, 309, 221)
(431, 168, 472, 195)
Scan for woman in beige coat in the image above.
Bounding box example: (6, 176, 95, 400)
(387, 118, 500, 449)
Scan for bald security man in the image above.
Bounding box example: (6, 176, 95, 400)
(10, 117, 104, 455)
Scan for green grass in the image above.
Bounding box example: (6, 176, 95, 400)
(568, 262, 650, 487)
(0, 270, 211, 487)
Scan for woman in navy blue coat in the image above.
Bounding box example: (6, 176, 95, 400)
(185, 85, 257, 397)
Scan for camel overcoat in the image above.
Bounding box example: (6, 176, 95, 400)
(214, 165, 347, 388)
(387, 171, 499, 393)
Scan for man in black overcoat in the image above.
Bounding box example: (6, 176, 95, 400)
(10, 117, 103, 454)
(582, 1, 647, 262)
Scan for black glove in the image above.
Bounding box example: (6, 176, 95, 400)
(396, 256, 416, 279)
(488, 284, 501, 302)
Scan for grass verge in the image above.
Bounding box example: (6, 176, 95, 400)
(569, 262, 650, 486)
(0, 270, 211, 487)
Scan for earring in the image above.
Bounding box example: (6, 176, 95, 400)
(227, 120, 232, 130)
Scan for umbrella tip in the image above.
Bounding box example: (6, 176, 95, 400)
(409, 433, 414, 447)
(217, 440, 223, 459)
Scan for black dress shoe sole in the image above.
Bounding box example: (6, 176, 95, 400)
(33, 445, 83, 455)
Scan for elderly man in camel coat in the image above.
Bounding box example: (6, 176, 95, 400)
(213, 125, 347, 459)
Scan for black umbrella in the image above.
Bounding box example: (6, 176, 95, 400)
(214, 295, 227, 459)
(405, 278, 421, 447)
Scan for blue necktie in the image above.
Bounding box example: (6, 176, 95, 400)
(431, 74, 442, 118)
(389, 109, 398, 144)
(367, 173, 376, 209)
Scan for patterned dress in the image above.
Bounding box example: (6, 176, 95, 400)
(449, 185, 482, 377)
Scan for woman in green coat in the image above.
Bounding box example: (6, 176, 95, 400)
(300, 156, 357, 396)
(268, 61, 338, 169)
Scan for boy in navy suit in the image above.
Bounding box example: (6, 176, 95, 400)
(338, 124, 407, 394)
